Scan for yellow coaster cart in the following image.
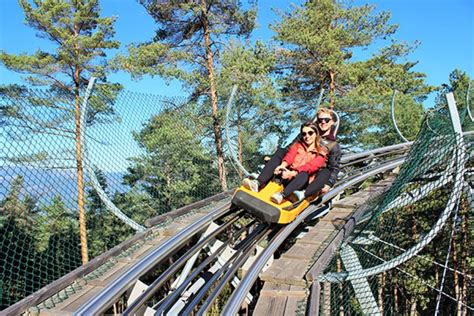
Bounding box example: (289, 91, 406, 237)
(231, 181, 312, 224)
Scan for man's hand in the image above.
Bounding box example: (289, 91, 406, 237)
(320, 185, 331, 194)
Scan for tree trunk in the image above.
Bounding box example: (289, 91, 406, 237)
(434, 243, 439, 286)
(378, 272, 385, 315)
(460, 204, 468, 316)
(329, 70, 336, 109)
(337, 257, 344, 316)
(201, 0, 227, 191)
(393, 273, 399, 314)
(410, 212, 418, 314)
(455, 199, 470, 315)
(453, 226, 460, 315)
(74, 68, 89, 264)
(409, 301, 417, 315)
(323, 281, 331, 315)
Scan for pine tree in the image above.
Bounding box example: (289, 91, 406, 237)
(272, 0, 433, 148)
(114, 0, 257, 191)
(218, 40, 286, 177)
(121, 101, 219, 214)
(0, 176, 39, 308)
(0, 0, 120, 264)
(273, 0, 397, 109)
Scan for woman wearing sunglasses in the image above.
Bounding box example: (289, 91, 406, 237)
(242, 121, 328, 204)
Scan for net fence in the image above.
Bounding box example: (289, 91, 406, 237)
(316, 96, 473, 315)
(0, 85, 240, 309)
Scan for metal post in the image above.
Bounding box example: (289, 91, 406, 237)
(79, 78, 145, 232)
(391, 90, 409, 142)
(446, 93, 463, 134)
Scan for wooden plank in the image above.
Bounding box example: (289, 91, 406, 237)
(253, 295, 288, 316)
(260, 283, 290, 296)
(324, 207, 354, 216)
(349, 190, 375, 199)
(312, 221, 338, 231)
(143, 233, 165, 246)
(332, 196, 367, 209)
(55, 286, 105, 313)
(289, 285, 308, 298)
(298, 229, 332, 246)
(308, 281, 321, 316)
(117, 244, 154, 263)
(369, 180, 394, 188)
(87, 262, 130, 287)
(318, 208, 354, 226)
(38, 285, 101, 316)
(260, 284, 306, 298)
(40, 310, 73, 316)
(304, 177, 395, 315)
(144, 190, 233, 227)
(285, 296, 305, 316)
(260, 258, 308, 286)
(161, 222, 188, 236)
(282, 242, 322, 261)
(305, 183, 390, 282)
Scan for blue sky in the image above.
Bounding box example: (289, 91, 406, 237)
(0, 0, 472, 172)
(0, 0, 472, 96)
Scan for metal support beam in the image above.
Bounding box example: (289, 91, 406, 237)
(446, 92, 463, 134)
(340, 246, 380, 315)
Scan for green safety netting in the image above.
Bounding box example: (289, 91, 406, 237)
(1, 83, 472, 313)
(317, 96, 473, 315)
(0, 86, 237, 309)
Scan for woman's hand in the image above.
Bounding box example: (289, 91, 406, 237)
(281, 169, 298, 180)
(274, 164, 286, 175)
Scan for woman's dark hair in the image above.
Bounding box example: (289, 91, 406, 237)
(300, 121, 324, 154)
(300, 121, 319, 134)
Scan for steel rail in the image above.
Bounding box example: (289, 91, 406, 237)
(123, 211, 243, 315)
(74, 202, 234, 316)
(340, 147, 408, 168)
(340, 142, 412, 164)
(336, 156, 405, 187)
(152, 220, 259, 314)
(196, 227, 272, 315)
(181, 224, 271, 315)
(222, 158, 405, 315)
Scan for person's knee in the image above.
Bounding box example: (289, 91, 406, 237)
(295, 171, 309, 182)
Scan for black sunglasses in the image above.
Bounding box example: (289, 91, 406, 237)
(301, 130, 315, 137)
(317, 117, 332, 123)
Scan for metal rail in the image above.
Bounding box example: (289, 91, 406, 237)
(341, 147, 408, 168)
(195, 227, 271, 315)
(123, 211, 243, 315)
(340, 142, 412, 164)
(339, 155, 405, 186)
(222, 158, 405, 315)
(152, 220, 260, 314)
(75, 202, 234, 315)
(182, 224, 271, 315)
